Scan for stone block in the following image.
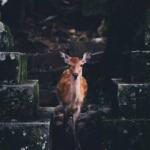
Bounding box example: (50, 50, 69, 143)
(37, 107, 54, 150)
(0, 21, 14, 51)
(113, 79, 150, 118)
(0, 122, 51, 150)
(0, 80, 39, 121)
(102, 119, 150, 150)
(0, 52, 27, 84)
(123, 51, 150, 83)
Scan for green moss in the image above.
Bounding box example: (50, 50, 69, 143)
(4, 24, 14, 48)
(21, 53, 27, 81)
(34, 80, 39, 117)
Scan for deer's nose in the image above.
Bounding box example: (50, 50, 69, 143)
(72, 73, 78, 80)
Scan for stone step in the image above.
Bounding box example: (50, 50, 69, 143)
(112, 79, 150, 118)
(38, 107, 54, 122)
(0, 80, 39, 121)
(38, 107, 54, 150)
(0, 121, 51, 150)
(0, 52, 27, 84)
(0, 107, 54, 150)
(102, 119, 150, 150)
(123, 50, 150, 83)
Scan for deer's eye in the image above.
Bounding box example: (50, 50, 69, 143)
(80, 64, 84, 67)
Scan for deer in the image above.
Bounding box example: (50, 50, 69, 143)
(57, 51, 92, 150)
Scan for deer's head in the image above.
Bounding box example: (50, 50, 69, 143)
(60, 52, 92, 80)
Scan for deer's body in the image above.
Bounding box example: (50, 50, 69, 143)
(57, 69, 87, 109)
(57, 52, 91, 150)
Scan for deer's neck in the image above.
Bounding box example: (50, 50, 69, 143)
(69, 77, 81, 99)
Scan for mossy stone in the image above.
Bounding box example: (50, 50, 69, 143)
(0, 122, 50, 150)
(0, 80, 39, 121)
(0, 52, 27, 84)
(0, 21, 14, 52)
(113, 79, 150, 118)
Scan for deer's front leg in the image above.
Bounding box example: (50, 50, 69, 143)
(63, 107, 70, 132)
(62, 107, 70, 150)
(72, 107, 81, 150)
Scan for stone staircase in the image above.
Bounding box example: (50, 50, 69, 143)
(102, 51, 150, 150)
(0, 21, 53, 150)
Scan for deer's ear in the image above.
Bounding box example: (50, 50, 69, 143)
(82, 52, 92, 64)
(60, 52, 70, 63)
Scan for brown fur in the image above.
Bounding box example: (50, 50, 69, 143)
(57, 69, 87, 106)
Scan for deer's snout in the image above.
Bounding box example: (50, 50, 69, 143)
(72, 73, 78, 80)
